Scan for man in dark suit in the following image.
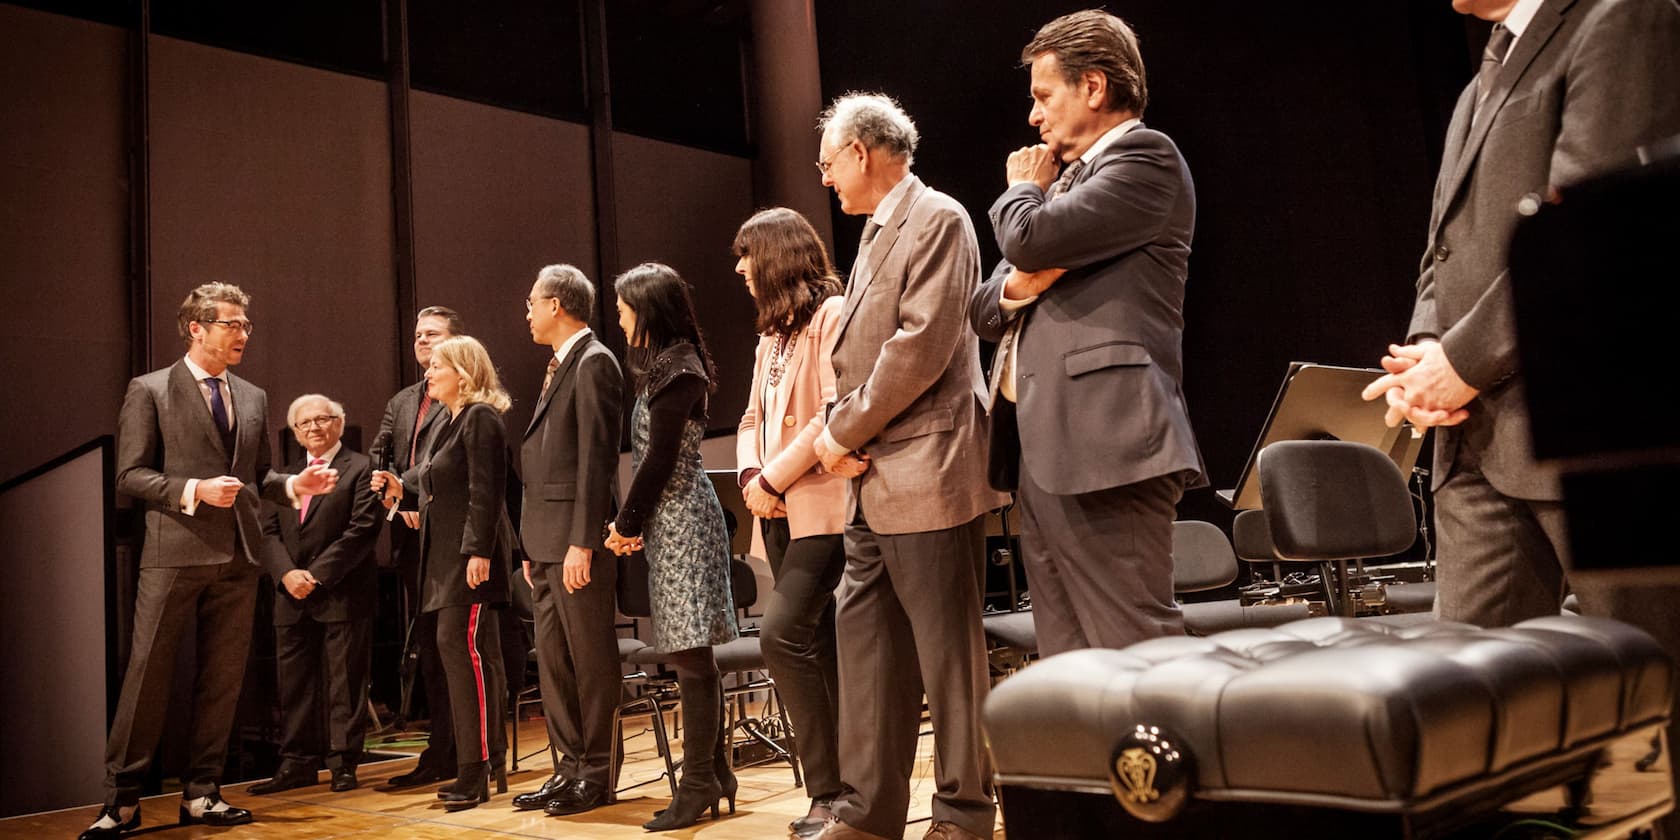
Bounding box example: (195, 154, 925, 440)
(370, 305, 460, 788)
(1363, 0, 1680, 625)
(968, 10, 1204, 657)
(249, 394, 381, 795)
(82, 283, 338, 840)
(812, 93, 1010, 840)
(1362, 2, 1680, 829)
(511, 264, 625, 816)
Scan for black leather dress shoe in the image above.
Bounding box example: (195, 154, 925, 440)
(250, 764, 318, 795)
(543, 778, 610, 816)
(178, 793, 253, 827)
(77, 803, 139, 840)
(511, 773, 571, 811)
(330, 767, 358, 792)
(385, 764, 455, 789)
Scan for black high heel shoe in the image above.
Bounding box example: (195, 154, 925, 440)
(440, 763, 490, 812)
(642, 780, 725, 831)
(493, 763, 508, 795)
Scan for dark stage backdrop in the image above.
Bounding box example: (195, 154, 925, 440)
(816, 2, 1479, 532)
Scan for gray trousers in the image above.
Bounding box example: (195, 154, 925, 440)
(104, 559, 258, 806)
(1435, 461, 1680, 838)
(528, 555, 622, 786)
(1016, 468, 1184, 656)
(831, 508, 994, 839)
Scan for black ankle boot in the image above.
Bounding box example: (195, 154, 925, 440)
(440, 762, 489, 812)
(642, 778, 724, 831)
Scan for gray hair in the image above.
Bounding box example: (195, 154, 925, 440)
(286, 393, 346, 427)
(535, 264, 597, 322)
(818, 93, 919, 164)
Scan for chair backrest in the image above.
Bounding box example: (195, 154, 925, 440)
(1230, 509, 1275, 562)
(1257, 440, 1416, 562)
(614, 553, 759, 619)
(1171, 520, 1238, 594)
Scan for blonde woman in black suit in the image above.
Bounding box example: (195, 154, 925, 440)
(374, 335, 514, 811)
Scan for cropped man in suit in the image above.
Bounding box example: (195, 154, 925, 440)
(250, 394, 381, 795)
(1365, 0, 1680, 623)
(512, 264, 625, 816)
(83, 283, 338, 840)
(811, 94, 1010, 840)
(1361, 1, 1680, 829)
(968, 10, 1204, 656)
(370, 305, 460, 788)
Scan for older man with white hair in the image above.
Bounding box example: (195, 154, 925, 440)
(250, 393, 381, 795)
(811, 93, 1008, 840)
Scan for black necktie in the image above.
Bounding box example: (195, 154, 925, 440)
(204, 377, 231, 434)
(1473, 24, 1515, 125)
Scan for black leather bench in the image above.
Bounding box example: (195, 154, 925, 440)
(984, 615, 1674, 838)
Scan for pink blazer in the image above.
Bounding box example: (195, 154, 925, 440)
(737, 296, 848, 551)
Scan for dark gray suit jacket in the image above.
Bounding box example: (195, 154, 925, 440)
(1408, 0, 1680, 499)
(372, 379, 447, 562)
(520, 334, 624, 560)
(116, 359, 293, 569)
(971, 126, 1205, 496)
(262, 448, 381, 624)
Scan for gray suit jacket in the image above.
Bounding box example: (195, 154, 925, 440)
(828, 175, 1010, 535)
(520, 334, 624, 560)
(116, 359, 293, 569)
(371, 379, 447, 561)
(972, 126, 1205, 496)
(1408, 0, 1680, 499)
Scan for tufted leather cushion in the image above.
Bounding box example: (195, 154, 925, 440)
(985, 615, 1671, 810)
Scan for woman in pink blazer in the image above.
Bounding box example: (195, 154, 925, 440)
(733, 207, 849, 839)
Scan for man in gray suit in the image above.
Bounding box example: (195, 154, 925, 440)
(370, 305, 459, 788)
(1362, 2, 1680, 829)
(512, 264, 625, 816)
(969, 10, 1204, 656)
(811, 93, 1010, 840)
(1363, 0, 1680, 625)
(83, 283, 337, 840)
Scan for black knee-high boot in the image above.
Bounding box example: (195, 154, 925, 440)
(644, 649, 729, 831)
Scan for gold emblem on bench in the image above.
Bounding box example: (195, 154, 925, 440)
(1116, 747, 1160, 803)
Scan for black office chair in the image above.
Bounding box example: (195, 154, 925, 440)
(1256, 440, 1418, 617)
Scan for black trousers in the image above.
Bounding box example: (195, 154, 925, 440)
(398, 527, 454, 772)
(104, 560, 257, 806)
(273, 613, 372, 770)
(757, 518, 845, 800)
(529, 555, 621, 786)
(434, 603, 507, 770)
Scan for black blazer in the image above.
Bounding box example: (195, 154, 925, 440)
(262, 447, 381, 625)
(520, 334, 624, 560)
(403, 402, 514, 612)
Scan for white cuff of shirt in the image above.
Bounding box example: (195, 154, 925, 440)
(817, 428, 850, 458)
(286, 475, 301, 508)
(1000, 291, 1038, 309)
(181, 479, 200, 515)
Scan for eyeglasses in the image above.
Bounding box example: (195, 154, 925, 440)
(292, 414, 341, 430)
(200, 318, 255, 335)
(525, 295, 556, 311)
(815, 148, 841, 175)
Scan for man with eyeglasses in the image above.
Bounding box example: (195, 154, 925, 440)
(369, 305, 463, 788)
(84, 283, 338, 840)
(248, 394, 381, 796)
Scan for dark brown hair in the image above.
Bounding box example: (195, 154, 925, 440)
(176, 282, 250, 347)
(732, 208, 842, 338)
(613, 262, 718, 392)
(415, 305, 465, 337)
(1022, 10, 1148, 117)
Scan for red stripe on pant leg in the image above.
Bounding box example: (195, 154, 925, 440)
(466, 604, 489, 761)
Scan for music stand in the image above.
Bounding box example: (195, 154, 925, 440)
(1219, 363, 1427, 510)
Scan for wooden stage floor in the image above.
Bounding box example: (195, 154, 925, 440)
(2, 713, 999, 840)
